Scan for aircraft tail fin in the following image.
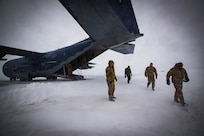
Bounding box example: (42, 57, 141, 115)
(59, 0, 143, 47)
(110, 43, 135, 54)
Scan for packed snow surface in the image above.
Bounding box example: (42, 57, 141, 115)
(0, 70, 204, 136)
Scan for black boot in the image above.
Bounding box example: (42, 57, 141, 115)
(109, 96, 115, 101)
(174, 98, 179, 103)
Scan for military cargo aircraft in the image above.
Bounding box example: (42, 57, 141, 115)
(0, 0, 143, 81)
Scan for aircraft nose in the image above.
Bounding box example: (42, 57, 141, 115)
(3, 61, 13, 77)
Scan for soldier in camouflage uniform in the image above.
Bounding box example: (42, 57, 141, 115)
(166, 62, 189, 106)
(125, 66, 132, 84)
(66, 64, 73, 77)
(145, 63, 158, 90)
(106, 60, 117, 101)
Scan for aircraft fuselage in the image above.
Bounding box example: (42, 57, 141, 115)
(3, 38, 100, 80)
(1, 0, 143, 81)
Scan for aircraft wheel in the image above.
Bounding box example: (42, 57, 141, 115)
(47, 76, 57, 80)
(51, 77, 57, 80)
(10, 77, 16, 81)
(28, 73, 32, 81)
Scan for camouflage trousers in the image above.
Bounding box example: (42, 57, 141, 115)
(147, 76, 155, 90)
(107, 81, 115, 98)
(127, 75, 131, 84)
(173, 83, 184, 103)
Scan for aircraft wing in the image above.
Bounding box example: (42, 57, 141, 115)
(59, 0, 143, 48)
(0, 45, 42, 60)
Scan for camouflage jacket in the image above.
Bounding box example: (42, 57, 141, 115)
(145, 66, 157, 78)
(106, 66, 116, 83)
(166, 67, 187, 84)
(125, 67, 132, 76)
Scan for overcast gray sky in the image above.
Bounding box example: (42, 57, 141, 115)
(0, 0, 204, 79)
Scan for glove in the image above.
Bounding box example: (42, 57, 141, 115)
(156, 74, 158, 79)
(115, 77, 117, 82)
(183, 76, 190, 82)
(125, 75, 126, 78)
(167, 79, 170, 85)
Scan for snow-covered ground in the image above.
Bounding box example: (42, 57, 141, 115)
(0, 69, 204, 136)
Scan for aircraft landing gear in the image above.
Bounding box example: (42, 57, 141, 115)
(46, 76, 57, 80)
(10, 77, 16, 81)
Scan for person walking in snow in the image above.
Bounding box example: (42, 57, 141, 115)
(166, 62, 190, 106)
(125, 66, 132, 84)
(106, 60, 117, 101)
(145, 63, 158, 90)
